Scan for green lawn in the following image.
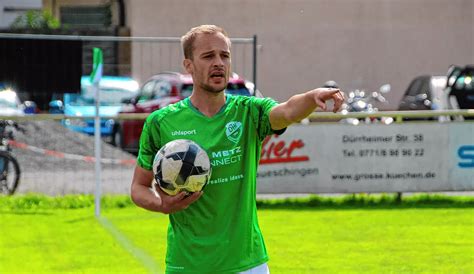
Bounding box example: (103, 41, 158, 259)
(0, 195, 473, 273)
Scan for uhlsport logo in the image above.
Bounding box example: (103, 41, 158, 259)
(171, 129, 197, 136)
(225, 121, 242, 143)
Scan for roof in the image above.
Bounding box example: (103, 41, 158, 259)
(80, 76, 140, 92)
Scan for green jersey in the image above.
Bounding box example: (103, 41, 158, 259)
(137, 95, 283, 273)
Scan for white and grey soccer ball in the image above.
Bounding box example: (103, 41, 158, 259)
(152, 139, 212, 196)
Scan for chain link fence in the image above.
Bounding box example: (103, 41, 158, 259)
(0, 33, 256, 195)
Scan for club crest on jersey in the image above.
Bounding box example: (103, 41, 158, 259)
(225, 121, 242, 143)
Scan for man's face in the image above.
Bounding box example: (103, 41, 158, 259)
(186, 33, 231, 94)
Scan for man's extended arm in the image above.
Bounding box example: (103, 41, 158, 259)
(269, 88, 344, 130)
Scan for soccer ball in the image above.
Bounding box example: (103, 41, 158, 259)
(152, 139, 212, 196)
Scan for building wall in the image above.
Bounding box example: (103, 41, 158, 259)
(125, 0, 474, 109)
(0, 0, 42, 28)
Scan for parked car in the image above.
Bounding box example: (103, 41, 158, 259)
(398, 75, 448, 111)
(0, 89, 24, 116)
(445, 65, 474, 111)
(49, 76, 139, 141)
(80, 75, 140, 104)
(113, 72, 259, 154)
(398, 65, 474, 120)
(0, 84, 38, 115)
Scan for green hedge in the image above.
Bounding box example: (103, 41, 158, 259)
(1, 193, 473, 210)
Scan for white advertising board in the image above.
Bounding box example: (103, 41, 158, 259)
(257, 122, 474, 193)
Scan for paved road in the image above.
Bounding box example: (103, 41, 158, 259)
(18, 167, 135, 195)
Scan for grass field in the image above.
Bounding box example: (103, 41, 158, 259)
(0, 194, 473, 273)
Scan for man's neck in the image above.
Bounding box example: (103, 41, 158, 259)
(189, 90, 226, 117)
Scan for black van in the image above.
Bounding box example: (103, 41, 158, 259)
(445, 65, 474, 110)
(398, 65, 474, 119)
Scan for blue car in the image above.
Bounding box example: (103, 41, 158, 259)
(53, 76, 139, 140)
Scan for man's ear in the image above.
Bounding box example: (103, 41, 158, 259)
(183, 59, 193, 74)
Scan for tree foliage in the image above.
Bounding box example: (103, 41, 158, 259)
(10, 10, 60, 30)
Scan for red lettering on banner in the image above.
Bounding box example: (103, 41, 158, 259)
(260, 134, 310, 164)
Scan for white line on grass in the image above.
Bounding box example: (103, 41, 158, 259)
(98, 216, 161, 274)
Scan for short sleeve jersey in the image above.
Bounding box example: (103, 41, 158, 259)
(137, 94, 282, 273)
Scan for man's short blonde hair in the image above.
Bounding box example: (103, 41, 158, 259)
(181, 25, 231, 60)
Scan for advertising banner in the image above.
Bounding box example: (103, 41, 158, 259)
(257, 122, 474, 193)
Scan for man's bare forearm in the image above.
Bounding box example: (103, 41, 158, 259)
(270, 88, 343, 130)
(270, 91, 318, 130)
(130, 166, 164, 212)
(131, 181, 163, 212)
(283, 92, 319, 121)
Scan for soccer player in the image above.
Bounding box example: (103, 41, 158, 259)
(131, 25, 344, 273)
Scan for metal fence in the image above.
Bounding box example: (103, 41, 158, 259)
(0, 32, 257, 201)
(0, 33, 257, 108)
(1, 34, 473, 197)
(1, 110, 473, 196)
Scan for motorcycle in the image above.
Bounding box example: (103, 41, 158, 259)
(340, 84, 393, 125)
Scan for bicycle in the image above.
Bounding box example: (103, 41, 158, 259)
(0, 120, 22, 195)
